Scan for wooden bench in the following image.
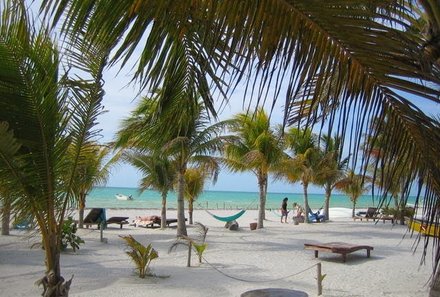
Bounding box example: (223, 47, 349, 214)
(304, 242, 374, 262)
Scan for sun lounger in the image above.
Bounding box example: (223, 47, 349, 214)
(83, 208, 106, 229)
(353, 207, 378, 221)
(354, 207, 394, 223)
(13, 217, 34, 230)
(133, 216, 185, 228)
(106, 216, 129, 228)
(304, 242, 374, 262)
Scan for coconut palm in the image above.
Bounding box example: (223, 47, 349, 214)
(335, 170, 372, 217)
(72, 143, 114, 228)
(41, 0, 440, 293)
(0, 1, 109, 295)
(115, 95, 227, 236)
(122, 151, 176, 229)
(364, 116, 419, 225)
(224, 109, 286, 228)
(279, 127, 325, 223)
(319, 134, 349, 221)
(162, 114, 225, 236)
(182, 167, 213, 225)
(0, 187, 12, 236)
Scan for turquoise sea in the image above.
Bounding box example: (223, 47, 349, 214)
(86, 187, 416, 210)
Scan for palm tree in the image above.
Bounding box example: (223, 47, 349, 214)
(319, 135, 349, 221)
(224, 109, 286, 228)
(122, 151, 176, 229)
(278, 127, 325, 223)
(0, 1, 109, 295)
(115, 96, 226, 236)
(41, 1, 440, 293)
(182, 167, 211, 225)
(0, 185, 12, 236)
(335, 170, 372, 217)
(365, 116, 417, 225)
(72, 143, 114, 228)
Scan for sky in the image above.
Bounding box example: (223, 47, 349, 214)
(23, 0, 308, 194)
(97, 61, 439, 195)
(75, 7, 440, 195)
(98, 65, 311, 193)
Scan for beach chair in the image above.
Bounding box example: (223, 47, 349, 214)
(13, 216, 34, 230)
(106, 216, 129, 229)
(133, 216, 185, 228)
(83, 208, 106, 229)
(353, 207, 378, 221)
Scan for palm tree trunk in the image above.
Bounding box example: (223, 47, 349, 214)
(1, 198, 11, 235)
(303, 182, 310, 223)
(398, 192, 406, 225)
(38, 225, 72, 297)
(324, 184, 331, 221)
(262, 179, 268, 221)
(352, 200, 356, 218)
(78, 192, 86, 228)
(176, 171, 187, 236)
(161, 191, 167, 229)
(189, 200, 193, 225)
(257, 173, 267, 229)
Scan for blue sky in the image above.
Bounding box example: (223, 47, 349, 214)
(98, 65, 312, 193)
(26, 0, 438, 194)
(91, 18, 439, 195)
(98, 63, 439, 195)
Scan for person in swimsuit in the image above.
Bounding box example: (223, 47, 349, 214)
(281, 197, 289, 223)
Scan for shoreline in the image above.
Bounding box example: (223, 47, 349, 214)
(86, 187, 413, 210)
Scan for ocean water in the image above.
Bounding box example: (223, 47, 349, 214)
(86, 187, 415, 210)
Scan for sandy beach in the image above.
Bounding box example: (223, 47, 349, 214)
(0, 208, 432, 297)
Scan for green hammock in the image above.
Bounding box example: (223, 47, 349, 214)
(206, 209, 246, 222)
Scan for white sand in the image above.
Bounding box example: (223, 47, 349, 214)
(0, 208, 432, 297)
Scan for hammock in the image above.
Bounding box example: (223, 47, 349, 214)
(271, 209, 290, 218)
(205, 209, 246, 222)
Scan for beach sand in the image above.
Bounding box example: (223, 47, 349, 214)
(0, 208, 432, 297)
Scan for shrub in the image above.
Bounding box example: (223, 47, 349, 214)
(120, 235, 159, 278)
(169, 222, 208, 266)
(61, 217, 84, 252)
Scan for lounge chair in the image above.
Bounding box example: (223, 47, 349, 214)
(304, 242, 374, 262)
(106, 216, 129, 229)
(83, 208, 106, 229)
(13, 216, 34, 230)
(133, 216, 185, 228)
(354, 207, 394, 223)
(353, 207, 378, 221)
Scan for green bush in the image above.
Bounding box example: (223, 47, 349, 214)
(120, 235, 159, 278)
(61, 217, 84, 252)
(168, 222, 209, 266)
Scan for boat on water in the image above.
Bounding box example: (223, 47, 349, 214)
(408, 217, 440, 237)
(115, 194, 133, 201)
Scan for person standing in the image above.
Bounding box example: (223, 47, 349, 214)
(281, 197, 289, 223)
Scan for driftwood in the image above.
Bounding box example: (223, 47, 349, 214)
(35, 270, 73, 297)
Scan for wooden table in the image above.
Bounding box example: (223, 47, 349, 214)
(304, 242, 373, 262)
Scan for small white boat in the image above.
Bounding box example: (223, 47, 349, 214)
(115, 194, 133, 201)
